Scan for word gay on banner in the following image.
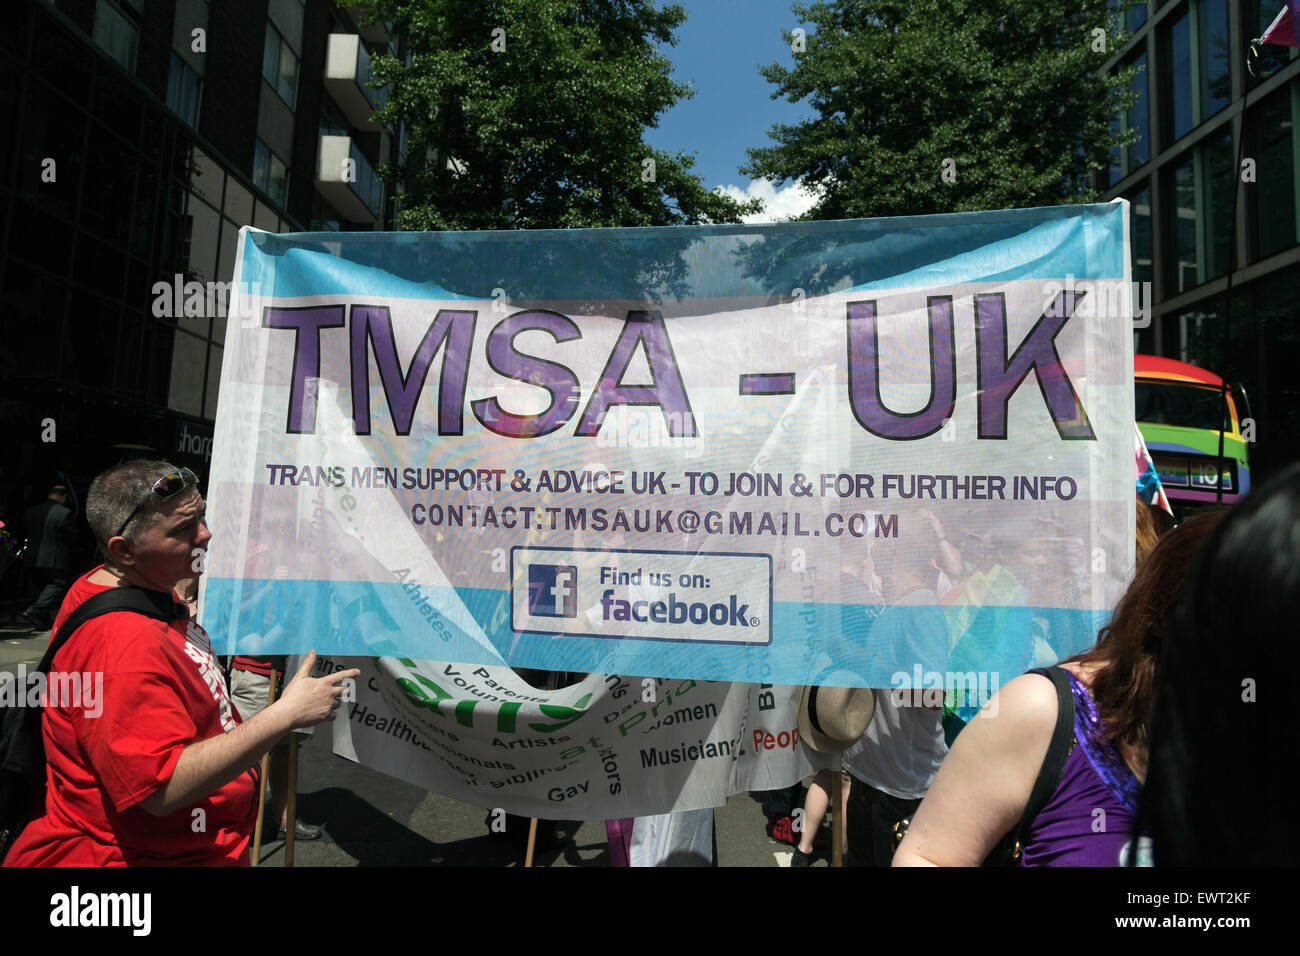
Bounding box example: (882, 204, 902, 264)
(321, 655, 820, 818)
(202, 202, 1135, 688)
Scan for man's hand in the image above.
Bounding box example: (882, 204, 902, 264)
(138, 650, 358, 817)
(275, 651, 360, 728)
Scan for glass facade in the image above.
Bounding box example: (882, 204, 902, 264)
(1104, 0, 1300, 477)
(0, 0, 392, 559)
(0, 0, 314, 508)
(8, 60, 185, 406)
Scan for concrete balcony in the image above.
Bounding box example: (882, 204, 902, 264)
(324, 34, 388, 132)
(316, 134, 383, 223)
(347, 7, 393, 44)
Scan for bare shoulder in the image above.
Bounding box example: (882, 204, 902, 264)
(893, 671, 1060, 866)
(939, 672, 1060, 776)
(977, 672, 1061, 733)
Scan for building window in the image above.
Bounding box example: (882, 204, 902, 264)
(1163, 8, 1194, 144)
(1166, 129, 1236, 294)
(320, 99, 350, 138)
(1202, 131, 1234, 279)
(1162, 1, 1234, 145)
(1252, 86, 1298, 261)
(204, 344, 223, 420)
(1127, 182, 1153, 287)
(1110, 52, 1149, 186)
(167, 54, 203, 129)
(1200, 0, 1230, 120)
(93, 0, 139, 73)
(167, 330, 208, 417)
(1170, 156, 1198, 292)
(254, 140, 290, 208)
(1109, 0, 1148, 32)
(262, 24, 299, 109)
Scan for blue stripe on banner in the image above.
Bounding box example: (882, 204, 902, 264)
(239, 202, 1127, 302)
(202, 577, 1110, 692)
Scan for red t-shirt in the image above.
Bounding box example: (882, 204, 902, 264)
(3, 570, 259, 866)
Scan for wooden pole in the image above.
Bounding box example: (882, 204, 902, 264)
(250, 668, 280, 866)
(284, 729, 299, 867)
(524, 817, 539, 867)
(831, 770, 844, 868)
(523, 669, 562, 868)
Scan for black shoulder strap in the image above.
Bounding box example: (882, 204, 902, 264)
(1013, 665, 1077, 839)
(38, 587, 187, 675)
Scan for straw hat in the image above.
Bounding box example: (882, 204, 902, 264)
(796, 684, 876, 753)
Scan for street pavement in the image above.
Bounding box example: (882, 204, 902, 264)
(1, 621, 830, 867)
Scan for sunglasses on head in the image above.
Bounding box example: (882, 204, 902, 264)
(115, 468, 201, 538)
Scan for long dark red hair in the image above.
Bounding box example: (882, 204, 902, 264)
(1067, 510, 1224, 771)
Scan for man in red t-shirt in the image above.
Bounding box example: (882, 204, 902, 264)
(2, 460, 358, 866)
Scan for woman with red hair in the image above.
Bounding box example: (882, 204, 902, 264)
(894, 510, 1222, 866)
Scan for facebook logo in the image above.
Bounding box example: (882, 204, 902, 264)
(527, 564, 578, 618)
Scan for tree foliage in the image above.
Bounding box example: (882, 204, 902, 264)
(357, 0, 758, 230)
(743, 0, 1142, 219)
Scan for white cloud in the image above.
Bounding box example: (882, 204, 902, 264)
(714, 178, 820, 223)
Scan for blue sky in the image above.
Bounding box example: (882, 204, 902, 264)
(644, 0, 820, 221)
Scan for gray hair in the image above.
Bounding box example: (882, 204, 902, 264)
(86, 459, 182, 558)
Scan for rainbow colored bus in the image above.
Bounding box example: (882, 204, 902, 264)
(1135, 355, 1251, 506)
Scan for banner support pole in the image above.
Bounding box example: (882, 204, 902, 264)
(524, 818, 539, 867)
(250, 668, 279, 866)
(831, 768, 844, 868)
(285, 730, 298, 867)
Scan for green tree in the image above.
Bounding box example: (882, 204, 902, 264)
(356, 0, 758, 230)
(743, 1, 1142, 219)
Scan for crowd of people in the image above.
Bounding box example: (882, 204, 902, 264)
(1, 456, 1296, 866)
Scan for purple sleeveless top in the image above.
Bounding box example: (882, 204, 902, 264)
(1018, 669, 1145, 867)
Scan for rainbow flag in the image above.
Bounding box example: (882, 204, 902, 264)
(1261, 2, 1300, 48)
(1136, 424, 1173, 515)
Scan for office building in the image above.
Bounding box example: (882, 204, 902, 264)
(0, 0, 400, 547)
(1103, 0, 1300, 477)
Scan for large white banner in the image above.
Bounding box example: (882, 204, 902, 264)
(198, 203, 1140, 816)
(204, 202, 1136, 693)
